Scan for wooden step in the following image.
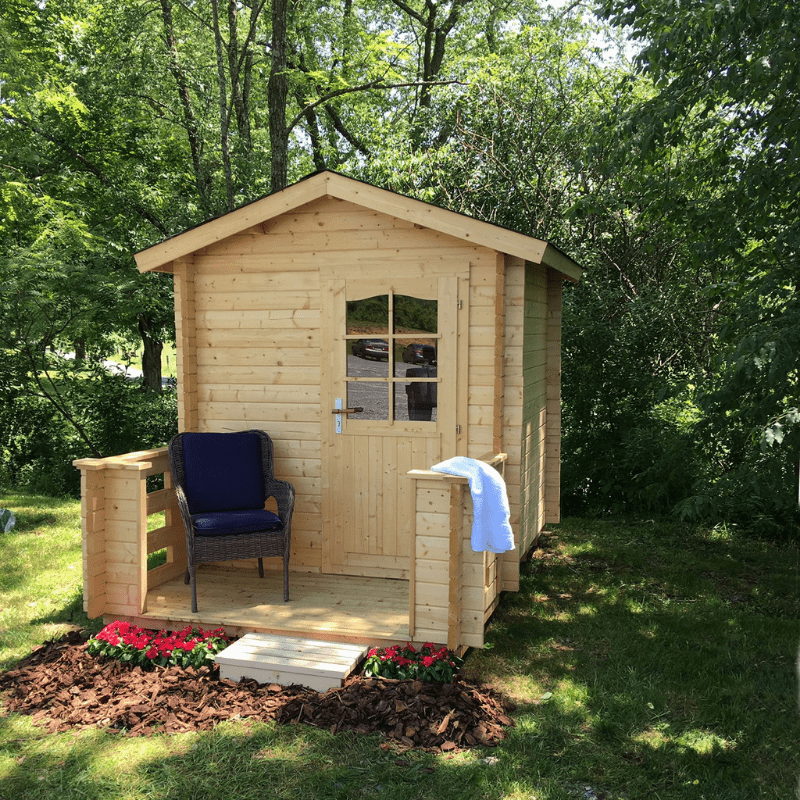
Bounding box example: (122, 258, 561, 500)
(215, 632, 369, 692)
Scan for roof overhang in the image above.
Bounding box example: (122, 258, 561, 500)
(134, 171, 583, 281)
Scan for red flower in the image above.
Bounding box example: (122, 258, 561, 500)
(422, 656, 435, 667)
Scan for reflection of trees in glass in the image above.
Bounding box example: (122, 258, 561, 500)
(346, 294, 437, 334)
(395, 296, 437, 334)
(346, 296, 388, 330)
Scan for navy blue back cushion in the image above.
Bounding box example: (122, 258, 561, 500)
(181, 432, 265, 514)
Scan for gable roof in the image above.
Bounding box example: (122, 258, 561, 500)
(134, 170, 583, 281)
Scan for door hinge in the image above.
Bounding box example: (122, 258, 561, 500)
(457, 299, 463, 310)
(456, 424, 461, 434)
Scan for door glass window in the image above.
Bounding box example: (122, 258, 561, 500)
(344, 290, 440, 425)
(394, 295, 437, 336)
(347, 381, 388, 421)
(346, 295, 390, 379)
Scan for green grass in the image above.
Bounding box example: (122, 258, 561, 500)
(0, 490, 96, 671)
(1, 489, 799, 799)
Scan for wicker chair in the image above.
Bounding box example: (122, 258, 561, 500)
(168, 429, 294, 613)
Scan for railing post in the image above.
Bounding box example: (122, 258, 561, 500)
(447, 482, 464, 651)
(75, 447, 182, 621)
(77, 460, 108, 619)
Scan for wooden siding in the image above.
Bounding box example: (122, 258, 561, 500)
(135, 172, 583, 279)
(80, 176, 576, 652)
(518, 263, 550, 556)
(74, 449, 184, 619)
(188, 195, 493, 572)
(545, 269, 563, 524)
(499, 256, 526, 591)
(173, 257, 199, 431)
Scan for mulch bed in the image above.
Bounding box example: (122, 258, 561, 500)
(0, 631, 515, 752)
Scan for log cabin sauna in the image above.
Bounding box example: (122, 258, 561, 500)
(75, 171, 582, 653)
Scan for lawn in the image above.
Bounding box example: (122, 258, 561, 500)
(1, 488, 798, 799)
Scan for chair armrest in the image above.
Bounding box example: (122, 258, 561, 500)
(173, 483, 195, 537)
(265, 478, 295, 524)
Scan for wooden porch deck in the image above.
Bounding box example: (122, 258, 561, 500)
(129, 566, 410, 645)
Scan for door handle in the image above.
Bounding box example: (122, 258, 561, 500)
(331, 407, 363, 414)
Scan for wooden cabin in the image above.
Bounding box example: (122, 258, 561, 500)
(74, 171, 582, 653)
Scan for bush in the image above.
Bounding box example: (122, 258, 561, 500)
(0, 368, 177, 496)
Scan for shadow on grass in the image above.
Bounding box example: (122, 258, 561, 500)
(463, 519, 800, 799)
(29, 590, 92, 631)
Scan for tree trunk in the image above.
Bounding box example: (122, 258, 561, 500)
(159, 0, 212, 217)
(269, 0, 289, 192)
(138, 315, 163, 392)
(211, 0, 235, 210)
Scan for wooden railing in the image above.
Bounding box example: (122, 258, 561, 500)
(74, 448, 186, 620)
(407, 452, 507, 652)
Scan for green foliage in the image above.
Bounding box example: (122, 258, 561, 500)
(592, 0, 800, 534)
(2, 0, 798, 536)
(0, 370, 177, 497)
(346, 295, 437, 332)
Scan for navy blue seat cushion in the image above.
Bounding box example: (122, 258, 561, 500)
(192, 509, 283, 537)
(181, 432, 265, 514)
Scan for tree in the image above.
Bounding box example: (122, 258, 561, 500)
(595, 0, 800, 532)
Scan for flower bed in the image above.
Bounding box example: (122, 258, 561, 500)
(362, 642, 462, 682)
(87, 621, 229, 670)
(0, 631, 515, 748)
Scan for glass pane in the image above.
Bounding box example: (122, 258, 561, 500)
(394, 294, 437, 336)
(347, 295, 389, 335)
(395, 337, 437, 370)
(347, 339, 389, 377)
(347, 381, 389, 421)
(395, 365, 437, 422)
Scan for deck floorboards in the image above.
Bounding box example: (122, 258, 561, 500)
(136, 566, 410, 644)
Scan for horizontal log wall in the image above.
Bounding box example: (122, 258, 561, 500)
(546, 269, 563, 524)
(188, 195, 497, 572)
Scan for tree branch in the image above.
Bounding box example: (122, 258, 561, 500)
(286, 79, 462, 135)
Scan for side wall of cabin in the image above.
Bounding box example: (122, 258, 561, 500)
(517, 263, 562, 558)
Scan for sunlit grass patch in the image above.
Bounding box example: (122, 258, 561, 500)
(0, 490, 90, 669)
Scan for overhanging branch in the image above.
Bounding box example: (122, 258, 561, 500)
(286, 79, 463, 135)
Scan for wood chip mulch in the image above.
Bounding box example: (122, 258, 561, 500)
(0, 632, 515, 752)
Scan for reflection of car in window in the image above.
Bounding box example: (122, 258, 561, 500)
(405, 366, 437, 420)
(401, 343, 436, 364)
(351, 339, 389, 360)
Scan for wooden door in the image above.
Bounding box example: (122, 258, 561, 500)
(321, 277, 458, 578)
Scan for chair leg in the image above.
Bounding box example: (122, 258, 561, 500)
(283, 555, 289, 602)
(189, 564, 198, 613)
(258, 557, 264, 578)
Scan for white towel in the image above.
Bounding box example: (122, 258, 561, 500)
(430, 457, 515, 553)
